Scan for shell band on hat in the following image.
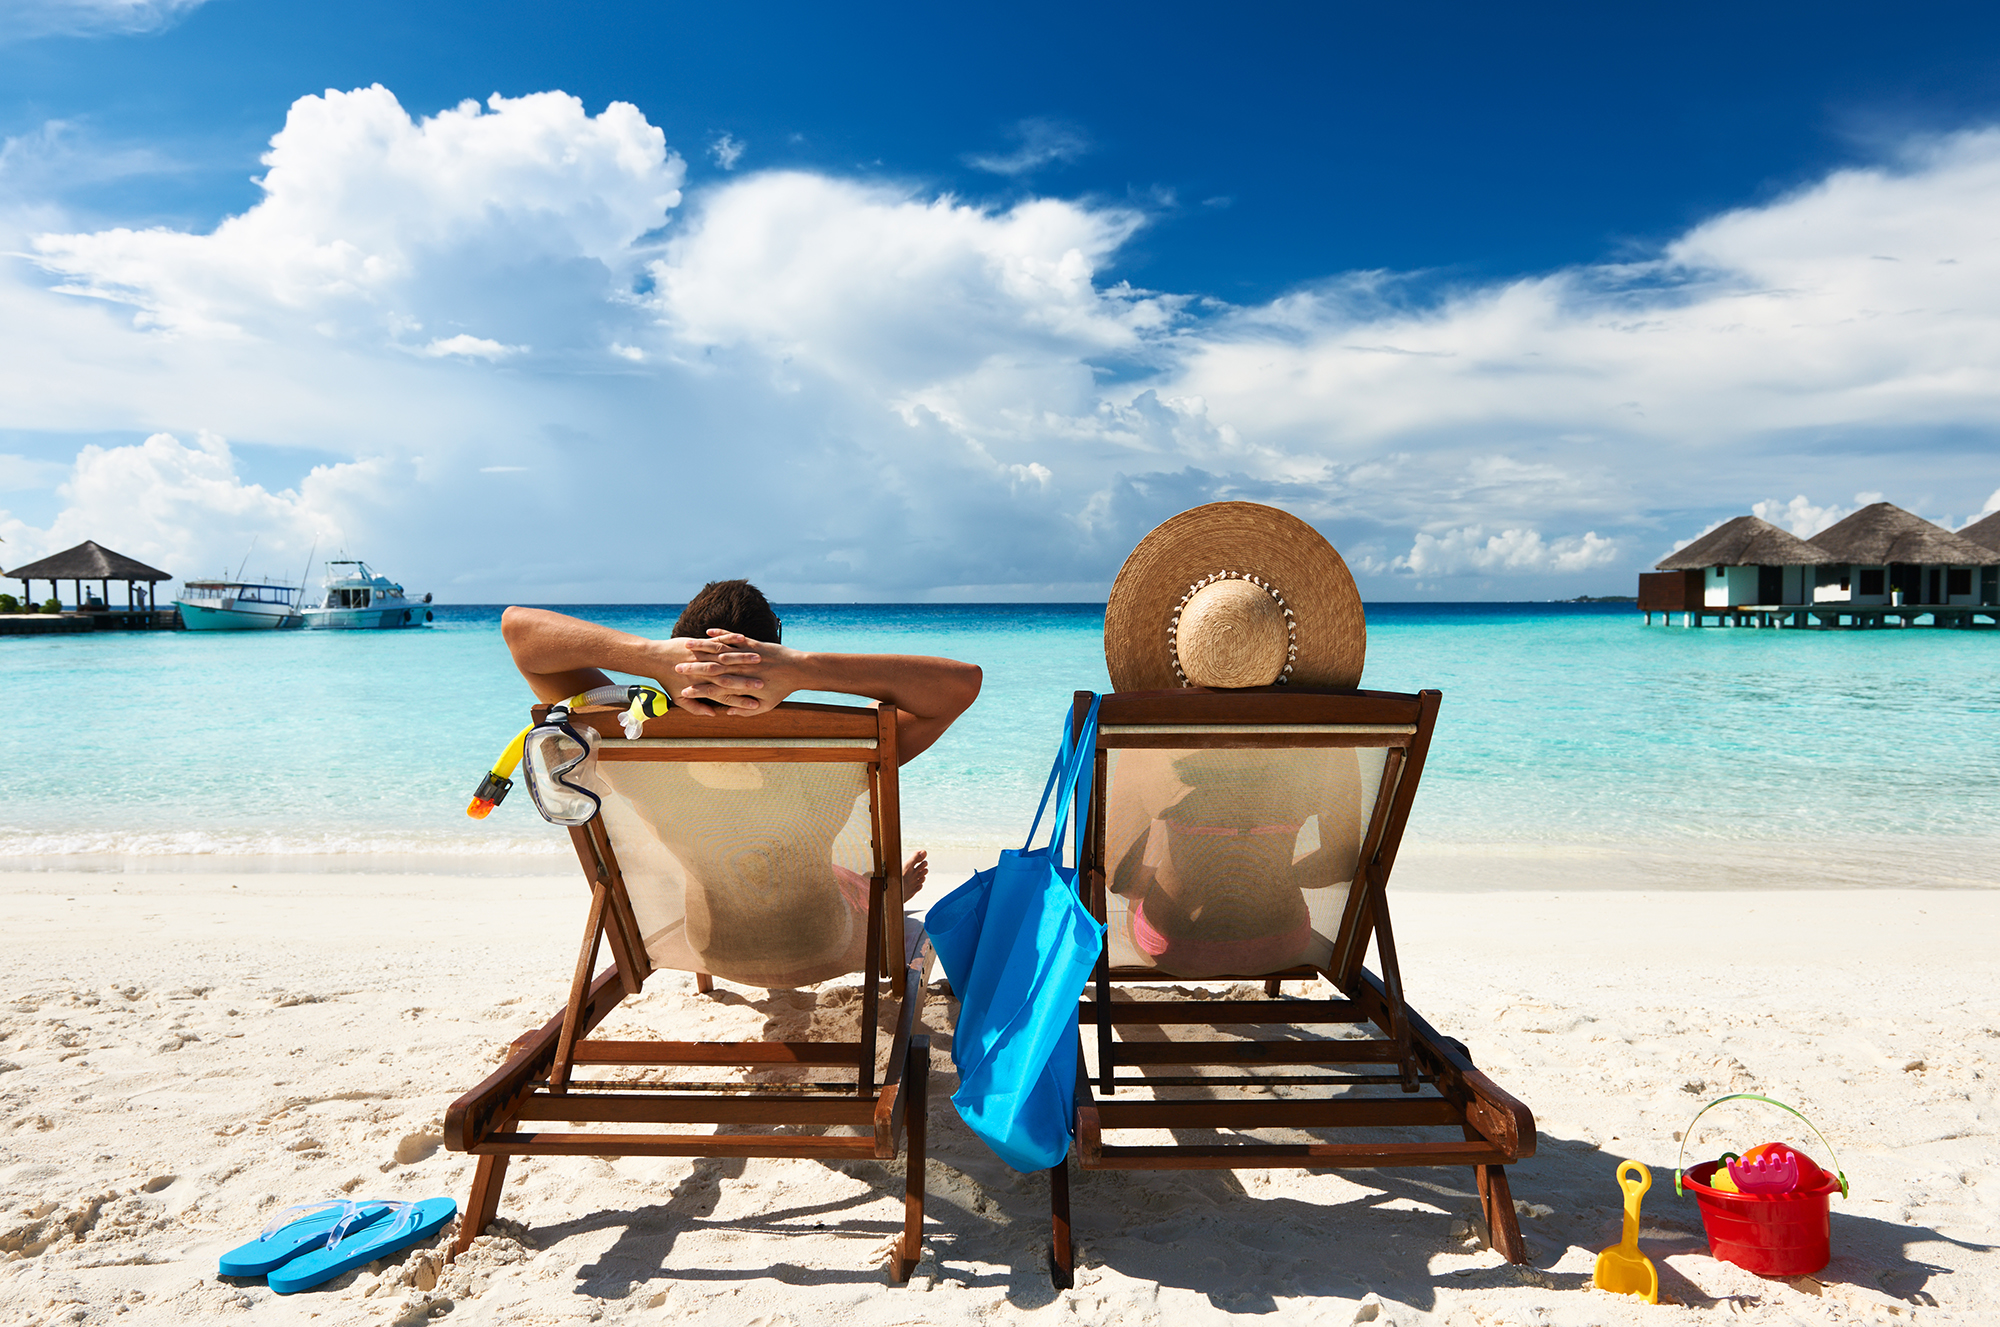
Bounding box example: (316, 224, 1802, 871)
(1166, 571, 1297, 687)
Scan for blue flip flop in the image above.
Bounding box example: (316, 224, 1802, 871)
(268, 1197, 458, 1294)
(218, 1200, 395, 1277)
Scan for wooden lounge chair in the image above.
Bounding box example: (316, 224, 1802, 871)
(444, 699, 932, 1281)
(1047, 685, 1534, 1286)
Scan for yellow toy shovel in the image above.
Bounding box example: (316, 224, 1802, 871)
(1594, 1160, 1659, 1303)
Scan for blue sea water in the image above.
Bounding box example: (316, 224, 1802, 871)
(10, 603, 1999, 882)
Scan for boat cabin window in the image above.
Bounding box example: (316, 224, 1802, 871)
(331, 588, 372, 609)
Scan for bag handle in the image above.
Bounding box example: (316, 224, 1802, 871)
(1022, 693, 1102, 864)
(1046, 694, 1102, 867)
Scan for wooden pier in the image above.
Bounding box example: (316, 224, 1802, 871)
(1642, 604, 2000, 629)
(0, 609, 181, 636)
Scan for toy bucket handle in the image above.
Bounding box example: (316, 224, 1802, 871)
(1673, 1092, 1848, 1198)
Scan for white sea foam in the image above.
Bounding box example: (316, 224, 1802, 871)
(0, 826, 567, 861)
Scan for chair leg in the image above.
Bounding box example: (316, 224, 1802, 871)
(1263, 977, 1283, 997)
(895, 1036, 929, 1283)
(451, 1153, 510, 1261)
(1049, 1160, 1073, 1290)
(695, 972, 714, 994)
(1476, 1163, 1527, 1265)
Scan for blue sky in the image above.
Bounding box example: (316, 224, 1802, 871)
(4, 0, 2000, 600)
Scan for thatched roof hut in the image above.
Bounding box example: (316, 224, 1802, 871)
(6, 540, 172, 583)
(1654, 516, 1828, 571)
(1958, 510, 2000, 554)
(6, 540, 172, 609)
(1808, 502, 2000, 566)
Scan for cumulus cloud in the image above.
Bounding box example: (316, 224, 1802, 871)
(29, 86, 683, 345)
(1394, 526, 1618, 577)
(964, 118, 1090, 176)
(0, 432, 381, 586)
(1751, 494, 1853, 538)
(655, 171, 1167, 387)
(5, 90, 2000, 600)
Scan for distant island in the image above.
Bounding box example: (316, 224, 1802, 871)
(1564, 595, 1636, 603)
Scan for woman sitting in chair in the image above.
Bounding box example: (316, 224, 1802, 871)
(1097, 503, 1375, 980)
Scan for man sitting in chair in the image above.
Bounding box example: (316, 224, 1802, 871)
(502, 581, 981, 984)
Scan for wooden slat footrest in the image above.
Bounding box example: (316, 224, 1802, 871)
(474, 1131, 878, 1159)
(570, 1039, 860, 1066)
(1087, 1140, 1514, 1170)
(1082, 999, 1364, 1025)
(1105, 965, 1322, 981)
(1096, 1099, 1463, 1129)
(1110, 1040, 1399, 1066)
(514, 1093, 877, 1126)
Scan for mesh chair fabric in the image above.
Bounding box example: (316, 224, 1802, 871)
(588, 760, 880, 988)
(1102, 746, 1385, 978)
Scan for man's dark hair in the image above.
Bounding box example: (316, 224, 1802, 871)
(674, 579, 780, 643)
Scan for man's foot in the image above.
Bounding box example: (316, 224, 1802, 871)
(903, 850, 928, 901)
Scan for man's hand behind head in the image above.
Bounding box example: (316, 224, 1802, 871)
(675, 631, 801, 715)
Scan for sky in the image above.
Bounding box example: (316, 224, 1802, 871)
(4, 1, 2000, 602)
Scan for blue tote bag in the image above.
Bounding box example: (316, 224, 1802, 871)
(927, 695, 1105, 1172)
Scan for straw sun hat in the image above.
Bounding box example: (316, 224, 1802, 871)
(1103, 501, 1365, 692)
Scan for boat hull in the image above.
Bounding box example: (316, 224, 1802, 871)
(301, 605, 431, 630)
(175, 599, 302, 631)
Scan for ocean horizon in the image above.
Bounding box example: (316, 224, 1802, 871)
(15, 601, 1999, 888)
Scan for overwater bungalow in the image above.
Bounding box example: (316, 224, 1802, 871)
(1807, 502, 2000, 608)
(1639, 503, 2000, 628)
(1640, 515, 1825, 616)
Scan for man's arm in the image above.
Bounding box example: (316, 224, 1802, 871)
(499, 607, 757, 714)
(675, 633, 981, 764)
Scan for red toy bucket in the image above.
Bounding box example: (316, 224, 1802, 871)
(1679, 1159, 1841, 1275)
(1675, 1094, 1850, 1278)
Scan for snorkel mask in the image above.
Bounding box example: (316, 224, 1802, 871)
(520, 707, 602, 827)
(466, 684, 671, 822)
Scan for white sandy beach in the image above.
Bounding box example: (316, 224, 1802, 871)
(3, 865, 1995, 1326)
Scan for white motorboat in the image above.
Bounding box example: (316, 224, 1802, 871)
(174, 580, 305, 631)
(301, 560, 433, 630)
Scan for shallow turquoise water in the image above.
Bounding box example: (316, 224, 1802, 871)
(10, 603, 1999, 873)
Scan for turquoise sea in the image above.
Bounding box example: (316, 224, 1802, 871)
(11, 603, 1999, 885)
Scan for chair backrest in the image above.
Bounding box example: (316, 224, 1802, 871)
(1077, 687, 1439, 983)
(553, 700, 901, 989)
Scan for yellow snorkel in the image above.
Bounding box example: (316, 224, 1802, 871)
(466, 726, 530, 819)
(466, 684, 672, 819)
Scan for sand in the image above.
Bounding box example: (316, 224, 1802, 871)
(2, 865, 1996, 1326)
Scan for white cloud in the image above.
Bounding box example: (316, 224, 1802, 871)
(1394, 526, 1618, 577)
(0, 0, 206, 40)
(655, 171, 1167, 388)
(710, 133, 744, 170)
(0, 432, 383, 586)
(964, 118, 1089, 176)
(1983, 487, 2000, 516)
(419, 334, 523, 359)
(1751, 494, 1853, 538)
(28, 86, 683, 344)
